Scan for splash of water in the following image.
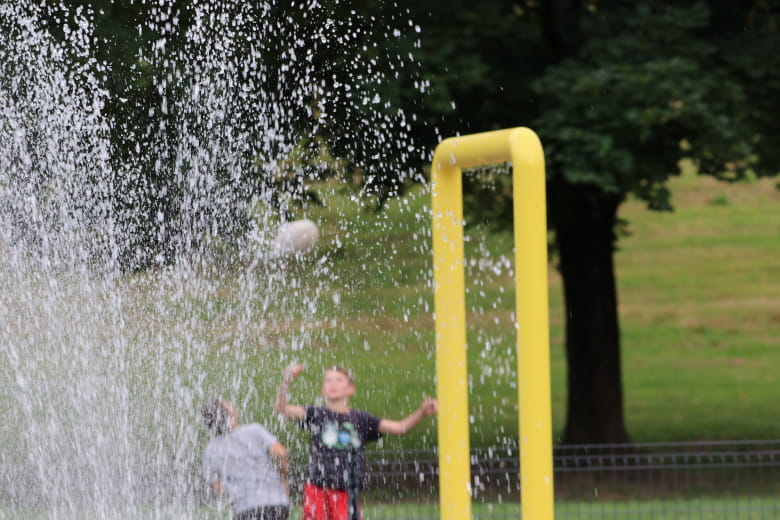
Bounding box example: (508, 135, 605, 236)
(0, 1, 422, 517)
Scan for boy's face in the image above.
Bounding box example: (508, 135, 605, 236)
(321, 369, 355, 402)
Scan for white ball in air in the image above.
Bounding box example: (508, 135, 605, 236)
(274, 219, 320, 257)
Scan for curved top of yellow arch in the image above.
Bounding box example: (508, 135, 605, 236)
(432, 127, 544, 170)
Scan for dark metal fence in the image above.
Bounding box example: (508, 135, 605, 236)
(2, 440, 778, 518)
(359, 440, 780, 519)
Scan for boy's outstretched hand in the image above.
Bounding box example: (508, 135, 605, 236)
(275, 363, 306, 420)
(379, 395, 439, 435)
(420, 396, 438, 417)
(284, 363, 304, 381)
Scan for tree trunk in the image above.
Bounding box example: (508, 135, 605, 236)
(549, 177, 631, 444)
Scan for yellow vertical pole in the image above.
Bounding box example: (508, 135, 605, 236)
(431, 153, 471, 520)
(510, 128, 554, 520)
(431, 127, 553, 520)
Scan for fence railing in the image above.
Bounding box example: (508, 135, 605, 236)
(2, 440, 779, 518)
(359, 440, 780, 519)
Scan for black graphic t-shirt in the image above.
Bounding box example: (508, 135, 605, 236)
(301, 406, 382, 490)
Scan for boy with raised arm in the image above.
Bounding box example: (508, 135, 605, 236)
(274, 364, 437, 520)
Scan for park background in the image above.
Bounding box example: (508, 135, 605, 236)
(20, 0, 777, 445)
(1, 0, 779, 518)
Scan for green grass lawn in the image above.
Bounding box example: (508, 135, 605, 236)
(360, 497, 780, 519)
(616, 174, 780, 442)
(361, 498, 780, 519)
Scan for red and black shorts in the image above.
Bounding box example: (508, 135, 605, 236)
(302, 483, 361, 520)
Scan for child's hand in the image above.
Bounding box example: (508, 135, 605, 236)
(284, 363, 304, 381)
(420, 396, 438, 417)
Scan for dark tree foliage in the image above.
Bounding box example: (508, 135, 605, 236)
(39, 0, 202, 268)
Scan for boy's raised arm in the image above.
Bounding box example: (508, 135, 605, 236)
(274, 364, 306, 420)
(378, 396, 438, 435)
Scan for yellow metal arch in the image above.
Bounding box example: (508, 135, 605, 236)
(431, 127, 554, 520)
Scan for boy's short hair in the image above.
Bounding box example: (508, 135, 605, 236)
(325, 366, 354, 384)
(201, 398, 230, 436)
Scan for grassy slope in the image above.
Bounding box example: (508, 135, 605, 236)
(269, 172, 779, 449)
(617, 174, 780, 441)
